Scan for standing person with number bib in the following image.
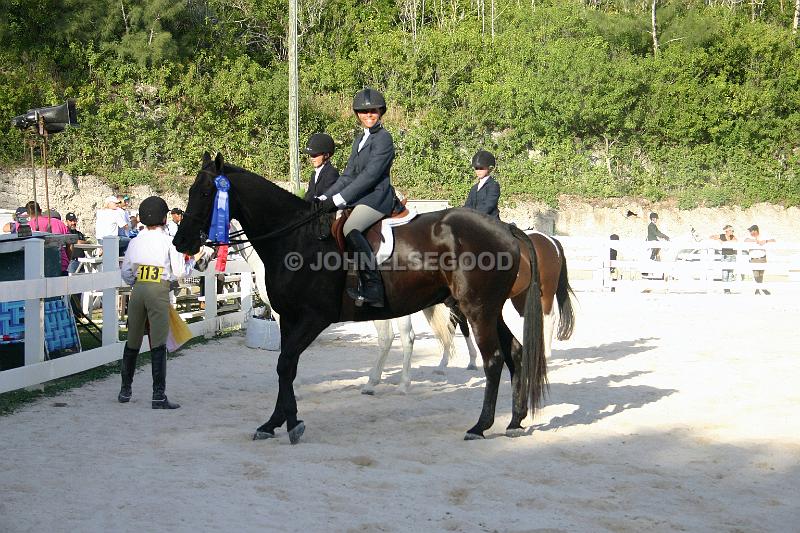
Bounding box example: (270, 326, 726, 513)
(119, 196, 185, 408)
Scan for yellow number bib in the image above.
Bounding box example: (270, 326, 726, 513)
(135, 264, 164, 283)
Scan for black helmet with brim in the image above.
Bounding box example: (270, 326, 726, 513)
(139, 196, 170, 226)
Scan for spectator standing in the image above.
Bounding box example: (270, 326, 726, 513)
(17, 201, 71, 274)
(64, 212, 88, 274)
(167, 208, 183, 237)
(710, 224, 738, 293)
(744, 224, 775, 295)
(95, 195, 130, 254)
(646, 212, 669, 260)
(609, 234, 620, 291)
(463, 150, 501, 220)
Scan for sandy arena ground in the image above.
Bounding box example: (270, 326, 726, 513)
(1, 291, 799, 532)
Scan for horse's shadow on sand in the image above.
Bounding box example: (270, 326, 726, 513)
(550, 337, 659, 367)
(531, 370, 677, 432)
(300, 335, 676, 432)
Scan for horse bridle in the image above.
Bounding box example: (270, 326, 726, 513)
(194, 168, 329, 248)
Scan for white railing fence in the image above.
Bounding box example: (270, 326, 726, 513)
(555, 235, 800, 293)
(0, 236, 253, 394)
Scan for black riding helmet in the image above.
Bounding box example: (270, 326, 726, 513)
(471, 150, 496, 169)
(139, 196, 170, 226)
(352, 87, 387, 115)
(304, 133, 335, 155)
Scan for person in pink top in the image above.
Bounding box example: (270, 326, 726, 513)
(16, 201, 71, 274)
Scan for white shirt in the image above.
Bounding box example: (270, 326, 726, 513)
(313, 165, 324, 184)
(166, 220, 179, 236)
(477, 176, 491, 191)
(95, 208, 128, 239)
(121, 226, 186, 285)
(357, 128, 370, 152)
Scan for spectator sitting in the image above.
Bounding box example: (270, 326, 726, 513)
(64, 212, 89, 274)
(17, 201, 71, 275)
(117, 194, 132, 236)
(95, 195, 130, 254)
(128, 212, 141, 237)
(167, 207, 183, 236)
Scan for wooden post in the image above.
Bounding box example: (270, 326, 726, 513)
(204, 266, 217, 338)
(288, 0, 301, 195)
(240, 263, 253, 321)
(23, 239, 45, 366)
(101, 236, 119, 346)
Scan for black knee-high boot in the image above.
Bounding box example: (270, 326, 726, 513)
(345, 230, 384, 307)
(151, 345, 180, 409)
(118, 345, 139, 403)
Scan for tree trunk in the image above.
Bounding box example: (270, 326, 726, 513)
(794, 0, 800, 33)
(651, 0, 659, 57)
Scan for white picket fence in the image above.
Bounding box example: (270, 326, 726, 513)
(556, 235, 800, 294)
(0, 236, 253, 394)
(4, 230, 798, 394)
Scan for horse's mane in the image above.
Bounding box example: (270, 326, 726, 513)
(222, 162, 309, 211)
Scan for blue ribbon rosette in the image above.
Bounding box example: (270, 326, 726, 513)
(208, 174, 230, 244)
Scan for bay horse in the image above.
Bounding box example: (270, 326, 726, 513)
(173, 153, 574, 443)
(228, 224, 461, 394)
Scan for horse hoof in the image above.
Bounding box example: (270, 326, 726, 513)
(464, 432, 484, 441)
(253, 430, 276, 441)
(288, 421, 306, 444)
(361, 387, 375, 396)
(506, 427, 525, 438)
(467, 363, 478, 370)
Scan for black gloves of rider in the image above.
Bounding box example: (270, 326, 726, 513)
(314, 197, 338, 213)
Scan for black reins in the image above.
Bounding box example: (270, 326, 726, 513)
(197, 168, 327, 248)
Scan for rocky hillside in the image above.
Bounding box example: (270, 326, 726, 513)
(2, 167, 797, 242)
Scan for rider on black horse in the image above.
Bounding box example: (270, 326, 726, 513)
(313, 87, 401, 308)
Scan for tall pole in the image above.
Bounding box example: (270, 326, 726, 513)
(288, 0, 301, 194)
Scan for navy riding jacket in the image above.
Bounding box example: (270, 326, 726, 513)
(464, 176, 501, 220)
(322, 123, 397, 215)
(304, 162, 340, 202)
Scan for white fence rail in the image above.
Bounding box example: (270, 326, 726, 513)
(556, 235, 800, 293)
(0, 236, 253, 394)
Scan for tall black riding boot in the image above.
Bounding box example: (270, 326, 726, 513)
(345, 230, 384, 308)
(151, 345, 180, 409)
(118, 345, 139, 403)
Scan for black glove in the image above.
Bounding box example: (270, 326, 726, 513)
(314, 197, 338, 213)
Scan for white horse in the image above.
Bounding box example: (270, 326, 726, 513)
(227, 222, 476, 394)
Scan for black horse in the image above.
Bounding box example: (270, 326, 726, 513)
(173, 153, 574, 443)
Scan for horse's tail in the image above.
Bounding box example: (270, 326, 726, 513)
(424, 303, 456, 363)
(553, 237, 576, 341)
(511, 226, 547, 414)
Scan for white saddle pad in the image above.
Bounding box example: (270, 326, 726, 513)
(375, 209, 418, 264)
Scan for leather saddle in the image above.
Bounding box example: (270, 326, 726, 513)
(331, 200, 409, 254)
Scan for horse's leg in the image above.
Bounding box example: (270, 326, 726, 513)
(465, 314, 504, 440)
(502, 321, 528, 436)
(543, 307, 556, 362)
(396, 315, 414, 394)
(254, 317, 327, 444)
(362, 320, 395, 395)
(462, 317, 479, 370)
(453, 306, 478, 370)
